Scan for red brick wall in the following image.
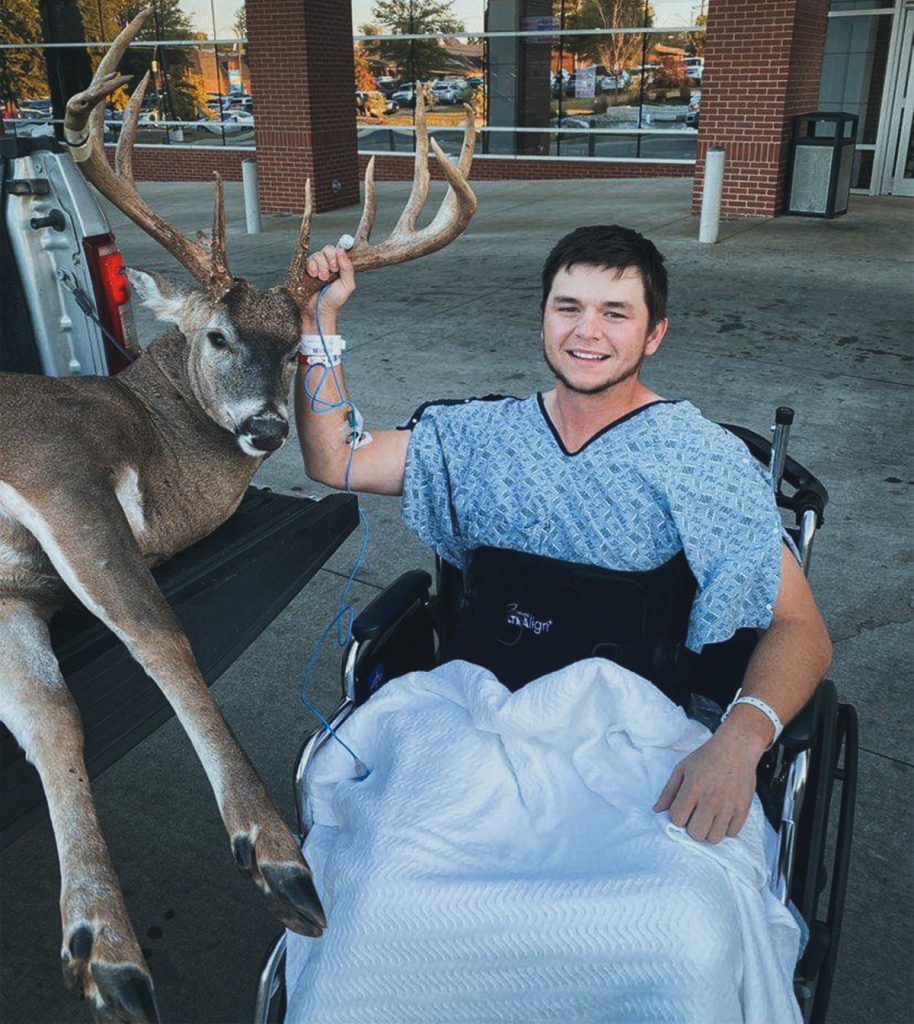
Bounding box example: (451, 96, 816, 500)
(102, 143, 692, 194)
(693, 0, 830, 217)
(103, 145, 248, 182)
(246, 0, 360, 214)
(359, 155, 692, 183)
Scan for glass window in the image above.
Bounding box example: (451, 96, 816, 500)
(819, 13, 892, 145)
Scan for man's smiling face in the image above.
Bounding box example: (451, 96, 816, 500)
(542, 263, 668, 396)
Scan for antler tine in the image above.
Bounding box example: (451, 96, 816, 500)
(344, 100, 477, 276)
(285, 178, 314, 306)
(210, 173, 230, 288)
(391, 84, 431, 237)
(64, 7, 233, 293)
(114, 70, 150, 182)
(353, 158, 377, 246)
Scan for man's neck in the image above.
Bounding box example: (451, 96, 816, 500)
(543, 378, 662, 453)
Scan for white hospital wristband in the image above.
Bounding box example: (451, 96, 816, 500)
(721, 689, 783, 749)
(298, 334, 346, 367)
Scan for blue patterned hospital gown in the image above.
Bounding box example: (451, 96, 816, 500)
(402, 395, 785, 652)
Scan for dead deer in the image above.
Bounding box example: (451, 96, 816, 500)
(0, 8, 476, 1020)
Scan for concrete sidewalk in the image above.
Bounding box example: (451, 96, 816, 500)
(1, 177, 911, 1024)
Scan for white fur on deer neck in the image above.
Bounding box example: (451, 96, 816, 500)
(115, 467, 146, 538)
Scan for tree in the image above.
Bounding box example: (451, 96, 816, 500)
(565, 0, 655, 75)
(370, 0, 464, 83)
(354, 46, 378, 91)
(0, 0, 48, 109)
(233, 5, 246, 40)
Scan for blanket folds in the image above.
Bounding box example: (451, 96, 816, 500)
(285, 659, 802, 1024)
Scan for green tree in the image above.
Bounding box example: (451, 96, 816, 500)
(370, 0, 464, 83)
(0, 0, 48, 109)
(565, 0, 655, 74)
(233, 5, 246, 40)
(96, 1, 201, 121)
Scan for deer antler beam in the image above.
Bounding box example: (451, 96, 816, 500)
(63, 7, 233, 294)
(286, 88, 477, 306)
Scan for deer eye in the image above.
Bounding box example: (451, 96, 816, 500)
(207, 331, 228, 350)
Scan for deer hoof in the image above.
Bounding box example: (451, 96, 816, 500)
(61, 922, 159, 1023)
(260, 861, 327, 937)
(89, 963, 161, 1024)
(231, 831, 326, 937)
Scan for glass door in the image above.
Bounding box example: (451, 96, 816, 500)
(885, 6, 914, 194)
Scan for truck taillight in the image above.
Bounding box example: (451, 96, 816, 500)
(83, 233, 138, 374)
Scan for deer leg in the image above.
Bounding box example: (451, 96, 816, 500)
(0, 598, 160, 1023)
(0, 483, 325, 937)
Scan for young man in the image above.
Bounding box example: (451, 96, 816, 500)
(295, 225, 832, 845)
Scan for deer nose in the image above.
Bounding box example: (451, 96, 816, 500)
(240, 414, 289, 452)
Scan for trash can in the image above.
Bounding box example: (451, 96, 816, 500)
(785, 112, 858, 218)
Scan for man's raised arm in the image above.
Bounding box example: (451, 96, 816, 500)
(295, 246, 410, 496)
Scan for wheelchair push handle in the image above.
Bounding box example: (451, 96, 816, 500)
(722, 419, 828, 529)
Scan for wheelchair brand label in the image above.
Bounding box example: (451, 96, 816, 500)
(505, 603, 553, 636)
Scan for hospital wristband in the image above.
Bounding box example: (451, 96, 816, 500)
(298, 334, 346, 367)
(721, 688, 783, 749)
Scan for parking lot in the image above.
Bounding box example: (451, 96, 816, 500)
(0, 176, 910, 1024)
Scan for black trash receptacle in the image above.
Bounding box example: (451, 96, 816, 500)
(786, 112, 858, 218)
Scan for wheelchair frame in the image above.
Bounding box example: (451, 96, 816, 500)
(254, 408, 858, 1024)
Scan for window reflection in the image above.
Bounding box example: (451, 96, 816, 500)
(2, 0, 704, 161)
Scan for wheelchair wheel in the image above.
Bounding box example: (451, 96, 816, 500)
(790, 681, 859, 1023)
(254, 933, 287, 1024)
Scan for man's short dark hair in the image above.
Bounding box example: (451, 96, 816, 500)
(541, 225, 668, 332)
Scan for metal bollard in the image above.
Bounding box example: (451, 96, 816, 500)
(699, 145, 725, 244)
(242, 157, 262, 235)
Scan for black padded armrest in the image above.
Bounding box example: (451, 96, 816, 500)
(351, 570, 432, 642)
(777, 685, 824, 753)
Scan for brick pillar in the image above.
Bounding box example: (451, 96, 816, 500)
(692, 0, 831, 218)
(246, 0, 359, 214)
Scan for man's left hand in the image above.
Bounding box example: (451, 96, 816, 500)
(653, 725, 766, 844)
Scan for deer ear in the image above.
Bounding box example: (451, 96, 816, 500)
(126, 268, 192, 324)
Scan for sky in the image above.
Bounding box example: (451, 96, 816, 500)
(178, 1, 704, 40)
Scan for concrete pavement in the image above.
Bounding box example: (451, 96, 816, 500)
(1, 176, 911, 1023)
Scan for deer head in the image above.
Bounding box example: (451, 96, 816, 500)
(64, 7, 477, 458)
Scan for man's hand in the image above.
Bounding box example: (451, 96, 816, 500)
(301, 245, 355, 334)
(653, 722, 766, 844)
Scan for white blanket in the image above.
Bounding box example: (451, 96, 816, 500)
(285, 659, 802, 1024)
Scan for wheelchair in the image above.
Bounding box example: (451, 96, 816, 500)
(254, 408, 858, 1024)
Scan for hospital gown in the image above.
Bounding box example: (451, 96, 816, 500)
(401, 394, 785, 651)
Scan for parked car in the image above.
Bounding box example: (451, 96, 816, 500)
(684, 56, 704, 83)
(685, 90, 701, 128)
(597, 70, 632, 93)
(375, 76, 400, 97)
(6, 109, 55, 139)
(356, 90, 397, 117)
(391, 85, 416, 108)
(431, 79, 467, 105)
(551, 116, 592, 130)
(195, 113, 250, 136)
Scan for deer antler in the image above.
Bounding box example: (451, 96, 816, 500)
(64, 7, 233, 294)
(286, 84, 477, 306)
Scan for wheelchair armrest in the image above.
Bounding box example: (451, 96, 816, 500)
(776, 684, 825, 753)
(351, 570, 433, 642)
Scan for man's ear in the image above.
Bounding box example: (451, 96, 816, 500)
(645, 317, 669, 357)
(126, 268, 193, 324)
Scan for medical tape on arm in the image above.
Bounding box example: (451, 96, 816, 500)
(299, 334, 346, 367)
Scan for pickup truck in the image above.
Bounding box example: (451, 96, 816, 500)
(0, 133, 358, 848)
